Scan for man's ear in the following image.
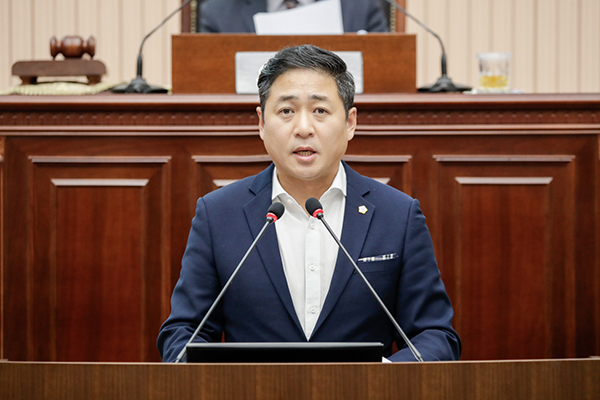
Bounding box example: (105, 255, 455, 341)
(257, 106, 265, 140)
(346, 107, 357, 141)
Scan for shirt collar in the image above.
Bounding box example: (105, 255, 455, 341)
(271, 162, 347, 202)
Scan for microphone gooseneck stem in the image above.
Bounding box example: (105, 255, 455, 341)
(136, 53, 143, 78)
(174, 216, 275, 363)
(136, 0, 192, 78)
(385, 0, 447, 76)
(316, 213, 424, 363)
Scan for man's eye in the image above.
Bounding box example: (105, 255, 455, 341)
(280, 108, 293, 115)
(315, 108, 327, 114)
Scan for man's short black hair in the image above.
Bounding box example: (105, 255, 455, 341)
(257, 45, 355, 118)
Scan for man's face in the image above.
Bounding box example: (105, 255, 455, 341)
(257, 68, 356, 190)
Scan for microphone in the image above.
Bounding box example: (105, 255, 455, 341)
(384, 0, 470, 93)
(305, 197, 424, 362)
(112, 0, 192, 94)
(174, 201, 285, 363)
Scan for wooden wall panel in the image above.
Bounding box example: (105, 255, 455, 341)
(51, 184, 146, 361)
(459, 183, 551, 358)
(345, 156, 413, 196)
(193, 156, 272, 197)
(435, 155, 580, 359)
(0, 136, 3, 361)
(598, 134, 600, 356)
(2, 360, 600, 400)
(6, 151, 172, 362)
(1, 95, 599, 362)
(190, 155, 414, 203)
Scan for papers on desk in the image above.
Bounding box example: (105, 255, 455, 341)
(253, 0, 343, 35)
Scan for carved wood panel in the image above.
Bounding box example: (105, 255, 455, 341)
(5, 148, 172, 362)
(1, 95, 599, 362)
(343, 155, 413, 196)
(192, 155, 272, 198)
(0, 137, 3, 360)
(436, 156, 578, 359)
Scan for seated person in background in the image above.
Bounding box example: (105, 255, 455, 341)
(199, 0, 389, 33)
(157, 44, 461, 362)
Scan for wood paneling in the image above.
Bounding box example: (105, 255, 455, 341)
(193, 155, 272, 196)
(1, 94, 599, 362)
(344, 155, 413, 196)
(436, 155, 578, 359)
(5, 151, 173, 361)
(1, 359, 599, 400)
(171, 34, 416, 94)
(0, 137, 3, 360)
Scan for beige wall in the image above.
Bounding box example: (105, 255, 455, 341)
(0, 0, 180, 92)
(1, 0, 599, 93)
(407, 0, 600, 93)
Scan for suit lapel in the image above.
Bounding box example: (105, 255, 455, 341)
(311, 164, 374, 337)
(244, 166, 304, 335)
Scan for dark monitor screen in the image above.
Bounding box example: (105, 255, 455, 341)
(186, 342, 384, 363)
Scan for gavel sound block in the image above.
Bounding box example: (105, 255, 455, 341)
(12, 36, 106, 85)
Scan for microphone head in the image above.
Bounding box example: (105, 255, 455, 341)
(305, 197, 324, 219)
(266, 202, 285, 222)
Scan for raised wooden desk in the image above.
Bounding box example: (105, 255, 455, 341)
(0, 94, 599, 363)
(2, 359, 600, 400)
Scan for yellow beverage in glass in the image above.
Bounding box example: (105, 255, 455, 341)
(476, 52, 511, 92)
(480, 75, 508, 90)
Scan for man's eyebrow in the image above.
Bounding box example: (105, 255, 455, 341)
(276, 95, 299, 103)
(275, 94, 331, 103)
(310, 94, 330, 102)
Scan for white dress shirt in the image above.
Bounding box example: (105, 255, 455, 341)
(267, 0, 315, 12)
(271, 163, 346, 339)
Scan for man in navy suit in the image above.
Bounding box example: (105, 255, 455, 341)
(157, 45, 461, 362)
(198, 0, 389, 33)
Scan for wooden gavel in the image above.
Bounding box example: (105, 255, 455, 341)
(50, 35, 95, 59)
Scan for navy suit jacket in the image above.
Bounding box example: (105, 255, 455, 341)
(157, 163, 461, 362)
(199, 0, 389, 33)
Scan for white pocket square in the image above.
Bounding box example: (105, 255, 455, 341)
(358, 253, 399, 263)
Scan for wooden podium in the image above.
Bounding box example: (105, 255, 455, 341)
(171, 33, 416, 94)
(2, 359, 599, 399)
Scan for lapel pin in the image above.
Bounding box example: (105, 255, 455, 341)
(358, 205, 368, 214)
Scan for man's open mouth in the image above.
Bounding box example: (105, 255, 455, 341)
(295, 150, 315, 156)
